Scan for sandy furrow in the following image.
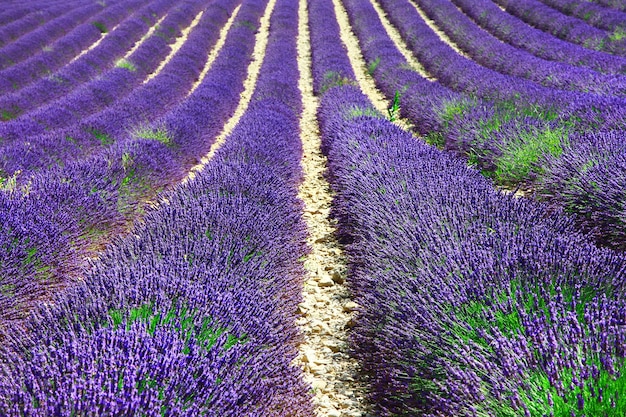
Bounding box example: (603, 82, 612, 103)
(333, 0, 414, 132)
(144, 10, 204, 83)
(187, 4, 241, 96)
(332, 0, 389, 115)
(294, 1, 371, 416)
(70, 23, 120, 63)
(122, 14, 167, 61)
(406, 0, 471, 58)
(182, 0, 277, 183)
(370, 0, 436, 81)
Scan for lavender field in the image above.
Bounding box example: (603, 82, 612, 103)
(1, 0, 626, 415)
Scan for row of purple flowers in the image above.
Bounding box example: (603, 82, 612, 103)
(0, 0, 315, 413)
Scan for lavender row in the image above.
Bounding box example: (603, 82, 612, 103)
(372, 0, 626, 133)
(309, 8, 626, 413)
(0, 0, 177, 121)
(0, 0, 315, 412)
(0, 0, 149, 99)
(307, 0, 355, 95)
(0, 0, 260, 326)
(0, 5, 40, 29)
(319, 81, 626, 417)
(593, 0, 626, 11)
(452, 0, 626, 75)
(538, 0, 626, 32)
(0, 0, 213, 175)
(413, 0, 626, 96)
(344, 0, 626, 249)
(0, 0, 315, 411)
(0, 1, 83, 47)
(494, 0, 626, 55)
(0, 2, 107, 73)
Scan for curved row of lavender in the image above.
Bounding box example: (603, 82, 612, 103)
(342, 0, 626, 250)
(0, 0, 228, 176)
(494, 0, 626, 55)
(0, 0, 260, 326)
(0, 1, 85, 48)
(0, 0, 147, 96)
(538, 0, 626, 32)
(364, 0, 626, 132)
(0, 0, 316, 413)
(451, 0, 626, 75)
(594, 0, 626, 11)
(0, 1, 111, 75)
(0, 0, 176, 121)
(310, 3, 626, 416)
(0, 0, 201, 144)
(411, 0, 626, 96)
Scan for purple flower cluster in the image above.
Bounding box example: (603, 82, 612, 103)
(540, 131, 626, 250)
(538, 0, 626, 32)
(0, 0, 259, 327)
(594, 0, 626, 11)
(0, 2, 82, 48)
(0, 2, 106, 80)
(0, 0, 212, 174)
(0, 0, 174, 118)
(452, 0, 626, 75)
(340, 0, 626, 249)
(0, 0, 315, 414)
(494, 0, 626, 55)
(412, 0, 626, 96)
(0, 0, 147, 96)
(320, 87, 626, 414)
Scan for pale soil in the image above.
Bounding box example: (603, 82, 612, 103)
(182, 0, 276, 184)
(187, 5, 242, 96)
(294, 0, 371, 416)
(70, 23, 120, 64)
(407, 0, 472, 59)
(333, 0, 414, 132)
(144, 10, 204, 83)
(370, 0, 436, 81)
(123, 14, 168, 60)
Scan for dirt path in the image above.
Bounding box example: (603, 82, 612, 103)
(182, 0, 276, 184)
(187, 5, 241, 96)
(406, 0, 471, 58)
(294, 1, 371, 416)
(332, 0, 389, 115)
(70, 23, 120, 63)
(122, 14, 167, 61)
(371, 0, 437, 81)
(333, 0, 414, 132)
(370, 0, 436, 81)
(144, 10, 204, 83)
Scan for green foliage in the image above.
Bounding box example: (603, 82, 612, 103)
(438, 98, 476, 127)
(0, 171, 18, 192)
(367, 57, 380, 75)
(92, 21, 107, 33)
(494, 126, 567, 184)
(610, 27, 626, 42)
(115, 59, 136, 72)
(131, 126, 173, 146)
(90, 128, 114, 145)
(107, 303, 247, 354)
(387, 90, 401, 122)
(320, 70, 355, 93)
(345, 105, 382, 120)
(0, 284, 16, 298)
(524, 361, 626, 417)
(1, 109, 17, 121)
(424, 132, 445, 148)
(237, 19, 256, 31)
